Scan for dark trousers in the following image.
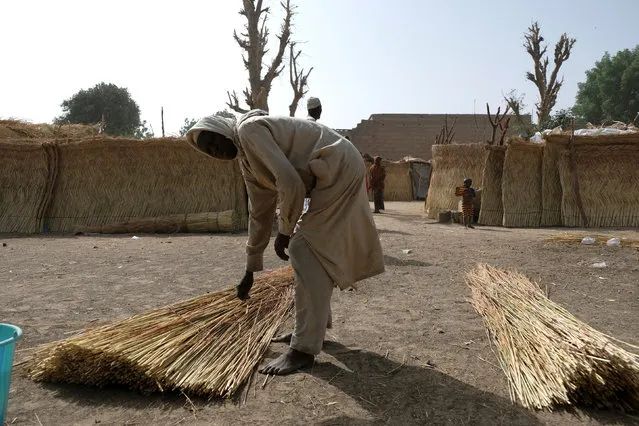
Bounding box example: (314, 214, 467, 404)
(373, 190, 385, 212)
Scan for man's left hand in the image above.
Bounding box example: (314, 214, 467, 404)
(274, 233, 290, 261)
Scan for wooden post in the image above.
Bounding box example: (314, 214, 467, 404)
(161, 107, 165, 138)
(160, 107, 164, 137)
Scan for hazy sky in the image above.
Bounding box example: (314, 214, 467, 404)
(1, 0, 637, 135)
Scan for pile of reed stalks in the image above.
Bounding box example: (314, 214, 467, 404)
(77, 210, 239, 234)
(467, 264, 639, 411)
(546, 233, 639, 249)
(23, 267, 294, 397)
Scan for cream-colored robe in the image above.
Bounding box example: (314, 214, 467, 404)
(237, 115, 384, 289)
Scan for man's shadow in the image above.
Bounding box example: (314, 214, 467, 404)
(312, 342, 639, 426)
(311, 341, 541, 425)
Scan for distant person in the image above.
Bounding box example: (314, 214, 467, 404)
(369, 156, 386, 214)
(455, 178, 477, 229)
(307, 97, 322, 121)
(303, 96, 322, 213)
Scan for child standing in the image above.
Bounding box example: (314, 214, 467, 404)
(455, 178, 476, 229)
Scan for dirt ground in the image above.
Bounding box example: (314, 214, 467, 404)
(1, 202, 638, 426)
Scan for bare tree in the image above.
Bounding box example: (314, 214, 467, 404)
(486, 104, 511, 145)
(226, 0, 293, 113)
(434, 114, 457, 145)
(288, 42, 313, 117)
(524, 22, 576, 125)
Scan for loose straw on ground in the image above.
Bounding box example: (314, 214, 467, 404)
(546, 233, 639, 249)
(467, 264, 639, 411)
(23, 267, 294, 398)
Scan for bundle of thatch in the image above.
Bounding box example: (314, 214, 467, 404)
(0, 119, 98, 140)
(502, 142, 544, 227)
(558, 144, 639, 228)
(77, 210, 240, 234)
(23, 267, 294, 397)
(425, 143, 488, 219)
(467, 264, 639, 411)
(478, 146, 506, 226)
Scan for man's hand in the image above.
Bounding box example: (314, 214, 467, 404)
(274, 233, 291, 261)
(237, 270, 254, 300)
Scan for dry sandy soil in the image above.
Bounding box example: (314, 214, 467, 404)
(1, 202, 638, 426)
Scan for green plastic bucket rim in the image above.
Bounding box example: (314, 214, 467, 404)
(0, 324, 22, 347)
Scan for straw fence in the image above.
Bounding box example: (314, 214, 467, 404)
(382, 160, 414, 201)
(0, 141, 56, 233)
(425, 143, 487, 219)
(478, 146, 506, 226)
(558, 144, 639, 227)
(502, 143, 544, 227)
(541, 142, 564, 226)
(365, 159, 415, 201)
(0, 137, 247, 233)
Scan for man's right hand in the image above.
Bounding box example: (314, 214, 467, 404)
(237, 270, 254, 300)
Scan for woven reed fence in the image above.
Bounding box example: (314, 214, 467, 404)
(558, 144, 639, 227)
(541, 142, 564, 226)
(0, 141, 57, 233)
(478, 146, 506, 226)
(544, 133, 639, 227)
(502, 143, 544, 227)
(425, 143, 488, 219)
(365, 159, 414, 201)
(0, 137, 248, 233)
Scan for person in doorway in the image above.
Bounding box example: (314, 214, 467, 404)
(187, 111, 384, 375)
(306, 97, 322, 121)
(455, 178, 476, 229)
(369, 156, 386, 213)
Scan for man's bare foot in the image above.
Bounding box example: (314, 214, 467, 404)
(258, 349, 314, 375)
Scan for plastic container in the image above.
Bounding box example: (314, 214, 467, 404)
(0, 324, 22, 425)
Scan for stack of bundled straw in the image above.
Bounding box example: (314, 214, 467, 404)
(546, 233, 639, 249)
(24, 267, 294, 397)
(0, 119, 98, 140)
(77, 210, 240, 234)
(467, 264, 639, 411)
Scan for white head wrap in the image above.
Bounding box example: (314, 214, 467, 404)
(307, 97, 321, 110)
(186, 110, 267, 157)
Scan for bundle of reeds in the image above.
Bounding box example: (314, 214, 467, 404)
(545, 233, 639, 249)
(23, 267, 295, 397)
(76, 210, 240, 234)
(467, 264, 639, 411)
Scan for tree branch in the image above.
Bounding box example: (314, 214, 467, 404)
(288, 42, 313, 117)
(226, 90, 249, 114)
(524, 21, 575, 125)
(262, 0, 293, 90)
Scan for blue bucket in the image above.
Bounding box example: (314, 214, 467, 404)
(0, 324, 22, 425)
